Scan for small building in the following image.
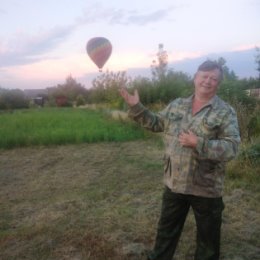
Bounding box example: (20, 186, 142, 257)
(23, 89, 48, 107)
(246, 88, 260, 99)
(55, 95, 68, 107)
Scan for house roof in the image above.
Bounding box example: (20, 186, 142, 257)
(23, 89, 48, 98)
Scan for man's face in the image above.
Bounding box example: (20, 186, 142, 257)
(193, 69, 221, 98)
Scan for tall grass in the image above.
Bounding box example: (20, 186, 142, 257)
(0, 108, 149, 149)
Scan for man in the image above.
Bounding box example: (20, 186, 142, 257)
(119, 60, 240, 260)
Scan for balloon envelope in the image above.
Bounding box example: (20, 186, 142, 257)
(86, 37, 112, 70)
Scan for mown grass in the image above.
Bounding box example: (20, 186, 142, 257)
(0, 108, 149, 149)
(0, 139, 259, 260)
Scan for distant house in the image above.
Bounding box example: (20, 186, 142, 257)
(246, 88, 260, 99)
(23, 89, 48, 107)
(33, 97, 45, 107)
(55, 95, 68, 107)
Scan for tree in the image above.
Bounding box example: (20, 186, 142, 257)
(255, 46, 260, 82)
(0, 88, 29, 109)
(132, 77, 154, 105)
(217, 57, 237, 81)
(75, 94, 86, 107)
(90, 70, 131, 108)
(151, 43, 168, 81)
(49, 75, 87, 106)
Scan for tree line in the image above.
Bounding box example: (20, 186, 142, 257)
(0, 45, 259, 139)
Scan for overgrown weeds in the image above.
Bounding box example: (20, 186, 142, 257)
(0, 108, 149, 149)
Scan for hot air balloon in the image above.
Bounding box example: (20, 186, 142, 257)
(86, 37, 112, 72)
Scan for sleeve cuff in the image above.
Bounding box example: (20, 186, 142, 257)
(128, 102, 146, 118)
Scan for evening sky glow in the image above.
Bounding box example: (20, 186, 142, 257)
(1, 0, 260, 89)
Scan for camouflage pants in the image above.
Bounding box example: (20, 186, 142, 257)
(148, 187, 224, 260)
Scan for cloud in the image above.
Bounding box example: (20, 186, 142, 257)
(231, 44, 259, 52)
(109, 8, 173, 25)
(169, 51, 204, 62)
(78, 4, 175, 26)
(0, 8, 6, 15)
(250, 0, 260, 6)
(0, 4, 175, 68)
(0, 24, 75, 67)
(0, 53, 89, 89)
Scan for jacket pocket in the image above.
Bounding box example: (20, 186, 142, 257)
(193, 159, 217, 187)
(198, 118, 220, 139)
(164, 113, 183, 136)
(163, 155, 172, 177)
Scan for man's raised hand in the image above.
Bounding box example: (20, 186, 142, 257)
(119, 88, 139, 107)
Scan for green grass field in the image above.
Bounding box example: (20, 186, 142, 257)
(0, 108, 149, 149)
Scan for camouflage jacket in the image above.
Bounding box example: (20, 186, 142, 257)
(128, 95, 241, 198)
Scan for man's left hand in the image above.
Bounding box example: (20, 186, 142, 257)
(179, 130, 198, 148)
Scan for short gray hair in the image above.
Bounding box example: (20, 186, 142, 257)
(197, 60, 223, 81)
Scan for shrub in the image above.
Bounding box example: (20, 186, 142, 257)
(76, 94, 86, 107)
(238, 138, 260, 166)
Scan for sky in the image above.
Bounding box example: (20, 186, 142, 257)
(1, 0, 260, 90)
